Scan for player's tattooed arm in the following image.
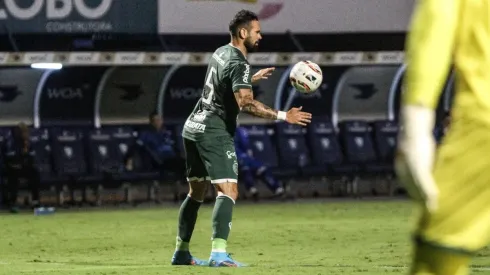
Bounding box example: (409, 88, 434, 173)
(234, 88, 278, 120)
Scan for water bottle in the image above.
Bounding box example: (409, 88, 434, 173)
(34, 207, 55, 216)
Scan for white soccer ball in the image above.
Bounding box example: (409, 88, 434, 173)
(289, 60, 323, 93)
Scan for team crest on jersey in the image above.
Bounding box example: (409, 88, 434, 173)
(226, 150, 236, 159)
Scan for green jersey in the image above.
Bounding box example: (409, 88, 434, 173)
(183, 44, 252, 140)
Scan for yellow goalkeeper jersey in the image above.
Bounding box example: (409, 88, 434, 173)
(404, 0, 490, 125)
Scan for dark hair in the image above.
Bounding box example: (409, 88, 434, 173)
(229, 10, 258, 37)
(149, 111, 159, 121)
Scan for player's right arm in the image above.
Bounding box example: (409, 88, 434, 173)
(229, 61, 312, 126)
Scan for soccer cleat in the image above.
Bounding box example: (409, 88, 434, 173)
(171, 251, 208, 266)
(208, 252, 246, 267)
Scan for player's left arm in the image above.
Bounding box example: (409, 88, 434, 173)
(396, 0, 459, 211)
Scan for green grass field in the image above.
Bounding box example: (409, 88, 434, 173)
(0, 199, 489, 274)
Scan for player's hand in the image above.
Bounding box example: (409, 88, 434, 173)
(395, 105, 439, 212)
(285, 106, 312, 126)
(395, 151, 439, 212)
(252, 67, 275, 83)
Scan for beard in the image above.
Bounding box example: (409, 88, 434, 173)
(244, 38, 259, 52)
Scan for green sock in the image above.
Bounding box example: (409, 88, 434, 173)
(175, 237, 189, 251)
(175, 195, 202, 251)
(211, 196, 235, 252)
(212, 238, 227, 252)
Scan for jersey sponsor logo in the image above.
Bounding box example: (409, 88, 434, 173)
(184, 120, 206, 133)
(226, 150, 236, 159)
(192, 112, 207, 122)
(242, 64, 250, 83)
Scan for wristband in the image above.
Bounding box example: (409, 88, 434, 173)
(277, 111, 287, 121)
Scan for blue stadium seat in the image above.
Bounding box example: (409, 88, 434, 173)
(338, 120, 392, 175)
(109, 126, 136, 168)
(29, 128, 61, 186)
(0, 128, 11, 161)
(49, 129, 88, 179)
(0, 128, 11, 202)
(240, 124, 295, 178)
(0, 127, 11, 142)
(85, 129, 121, 183)
(306, 120, 357, 176)
(372, 120, 398, 169)
(108, 126, 160, 181)
(274, 122, 312, 176)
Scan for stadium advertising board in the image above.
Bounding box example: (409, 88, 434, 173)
(0, 63, 456, 127)
(96, 67, 169, 127)
(0, 0, 157, 34)
(158, 0, 414, 34)
(37, 67, 107, 127)
(0, 68, 44, 125)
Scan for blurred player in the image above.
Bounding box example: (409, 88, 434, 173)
(235, 126, 284, 199)
(171, 10, 312, 267)
(396, 1, 490, 274)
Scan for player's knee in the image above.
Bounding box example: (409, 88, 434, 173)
(188, 181, 209, 201)
(214, 182, 239, 201)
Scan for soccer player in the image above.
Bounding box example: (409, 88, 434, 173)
(235, 126, 284, 199)
(171, 10, 312, 267)
(396, 1, 490, 274)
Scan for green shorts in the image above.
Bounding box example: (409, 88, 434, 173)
(183, 136, 238, 184)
